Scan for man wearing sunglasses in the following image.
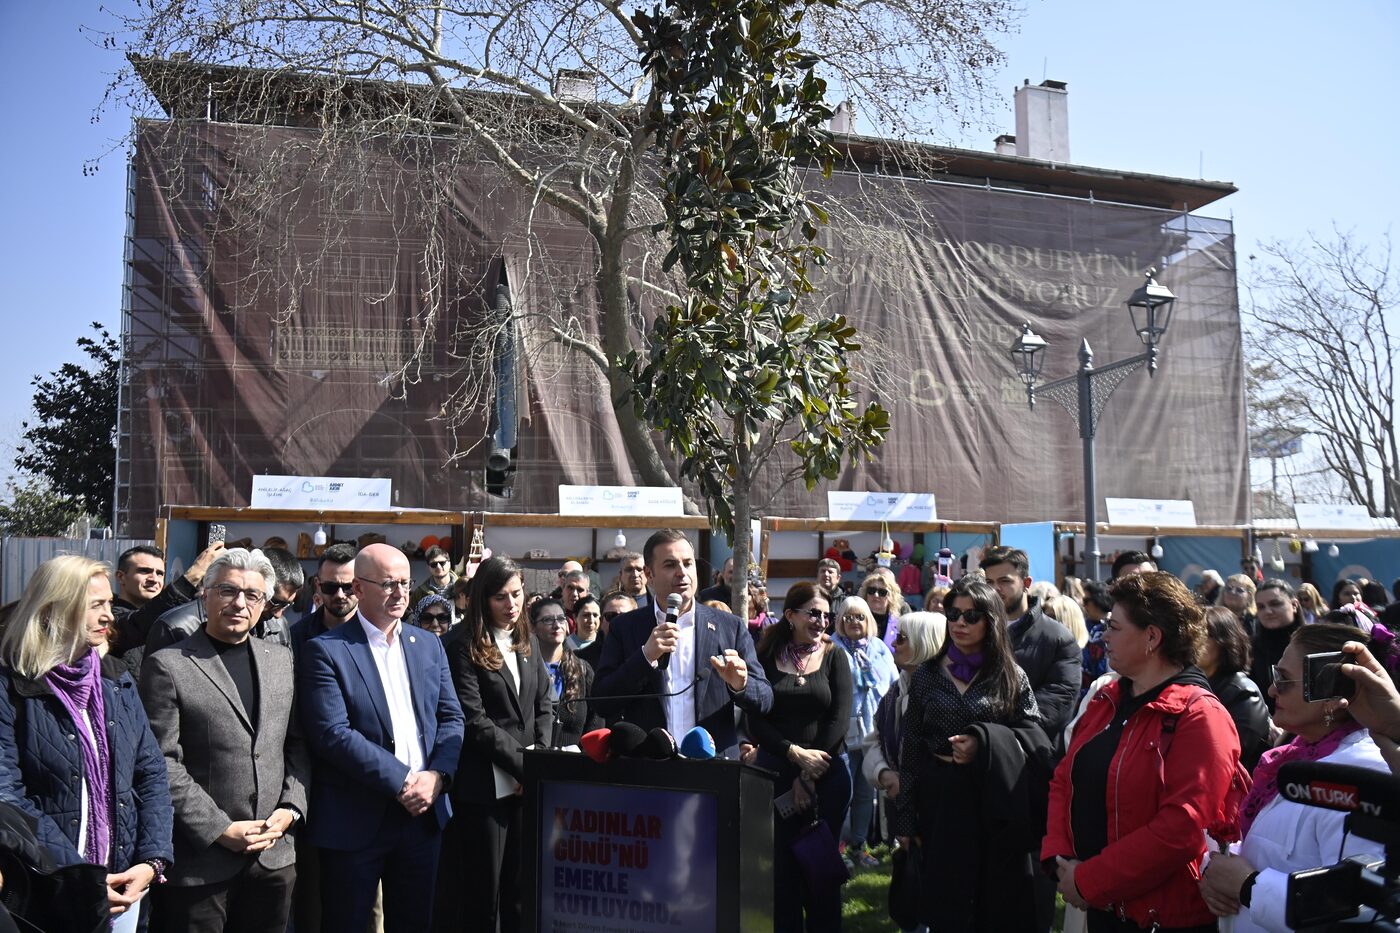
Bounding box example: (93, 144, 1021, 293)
(288, 544, 360, 667)
(409, 545, 457, 608)
(142, 546, 303, 667)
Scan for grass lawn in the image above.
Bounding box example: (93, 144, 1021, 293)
(839, 846, 1066, 932)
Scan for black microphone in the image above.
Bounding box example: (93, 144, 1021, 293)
(656, 592, 683, 671)
(1278, 761, 1400, 819)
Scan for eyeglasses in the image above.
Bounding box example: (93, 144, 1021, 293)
(840, 614, 866, 626)
(945, 607, 989, 625)
(865, 587, 889, 598)
(319, 581, 355, 596)
(210, 584, 268, 606)
(428, 560, 450, 568)
(357, 577, 413, 593)
(268, 595, 292, 612)
(603, 610, 623, 621)
(536, 616, 569, 629)
(798, 607, 832, 623)
(420, 613, 451, 625)
(894, 632, 908, 645)
(1270, 665, 1300, 692)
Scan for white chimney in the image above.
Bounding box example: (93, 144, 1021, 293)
(830, 100, 857, 135)
(994, 133, 1017, 156)
(554, 69, 596, 102)
(1014, 79, 1069, 162)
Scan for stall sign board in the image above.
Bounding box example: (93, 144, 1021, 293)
(249, 475, 392, 510)
(558, 485, 685, 517)
(826, 492, 937, 523)
(1294, 503, 1375, 529)
(1104, 498, 1198, 527)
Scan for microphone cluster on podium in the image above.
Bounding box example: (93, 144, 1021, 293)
(579, 725, 717, 763)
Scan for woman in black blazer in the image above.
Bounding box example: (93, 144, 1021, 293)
(445, 557, 553, 933)
(531, 598, 603, 748)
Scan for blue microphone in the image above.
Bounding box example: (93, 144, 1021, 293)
(679, 726, 717, 760)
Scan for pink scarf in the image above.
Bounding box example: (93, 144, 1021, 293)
(1240, 720, 1366, 838)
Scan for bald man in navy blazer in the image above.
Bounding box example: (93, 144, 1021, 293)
(299, 543, 464, 933)
(594, 530, 771, 753)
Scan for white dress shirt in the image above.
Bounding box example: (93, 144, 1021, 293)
(492, 626, 520, 691)
(654, 602, 697, 739)
(358, 613, 424, 773)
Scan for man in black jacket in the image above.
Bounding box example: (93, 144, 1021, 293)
(110, 541, 226, 657)
(979, 544, 1080, 933)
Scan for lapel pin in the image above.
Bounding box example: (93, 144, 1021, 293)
(409, 635, 417, 643)
(707, 622, 716, 631)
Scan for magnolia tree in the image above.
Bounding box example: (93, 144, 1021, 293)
(629, 0, 889, 613)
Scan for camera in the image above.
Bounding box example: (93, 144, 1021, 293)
(1304, 651, 1356, 703)
(1281, 761, 1400, 931)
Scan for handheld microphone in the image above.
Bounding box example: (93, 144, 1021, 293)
(656, 592, 683, 671)
(1278, 761, 1400, 819)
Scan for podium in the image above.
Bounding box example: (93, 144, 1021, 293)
(521, 750, 774, 932)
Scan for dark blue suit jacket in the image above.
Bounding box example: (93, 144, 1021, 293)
(299, 614, 465, 850)
(592, 602, 771, 752)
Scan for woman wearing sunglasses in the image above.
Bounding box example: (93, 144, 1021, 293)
(1199, 623, 1388, 931)
(742, 580, 853, 932)
(412, 594, 454, 636)
(1221, 574, 1258, 634)
(1043, 571, 1243, 933)
(860, 572, 906, 649)
(533, 599, 602, 749)
(893, 575, 1049, 932)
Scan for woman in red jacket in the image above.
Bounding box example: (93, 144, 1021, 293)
(1042, 571, 1243, 933)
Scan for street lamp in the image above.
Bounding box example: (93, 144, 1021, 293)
(1009, 269, 1177, 581)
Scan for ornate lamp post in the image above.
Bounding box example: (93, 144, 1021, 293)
(1009, 270, 1177, 581)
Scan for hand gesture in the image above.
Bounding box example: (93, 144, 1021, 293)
(709, 649, 748, 691)
(105, 863, 155, 915)
(218, 819, 282, 853)
(949, 733, 980, 765)
(1338, 641, 1400, 741)
(644, 622, 679, 664)
(398, 770, 442, 815)
(187, 539, 228, 585)
(1055, 857, 1088, 910)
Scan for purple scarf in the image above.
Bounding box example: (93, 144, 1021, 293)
(44, 650, 112, 866)
(1240, 719, 1366, 838)
(946, 644, 984, 685)
(781, 639, 822, 680)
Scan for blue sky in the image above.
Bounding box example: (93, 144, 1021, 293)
(0, 0, 1396, 486)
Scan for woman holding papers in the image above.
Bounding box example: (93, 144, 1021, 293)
(446, 557, 553, 933)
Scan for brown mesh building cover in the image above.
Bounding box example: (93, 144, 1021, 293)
(117, 120, 1246, 534)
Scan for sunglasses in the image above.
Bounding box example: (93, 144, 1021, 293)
(319, 581, 355, 596)
(864, 587, 889, 598)
(428, 560, 450, 568)
(268, 596, 292, 612)
(894, 632, 908, 645)
(1270, 664, 1299, 692)
(797, 607, 832, 623)
(945, 607, 989, 625)
(603, 610, 623, 621)
(420, 613, 451, 625)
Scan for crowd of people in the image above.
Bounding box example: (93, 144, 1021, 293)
(0, 530, 1398, 933)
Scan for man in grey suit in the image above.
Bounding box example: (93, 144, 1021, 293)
(139, 548, 309, 933)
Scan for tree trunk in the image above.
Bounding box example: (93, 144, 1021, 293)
(730, 438, 754, 620)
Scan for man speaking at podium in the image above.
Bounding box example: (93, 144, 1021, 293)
(594, 530, 772, 754)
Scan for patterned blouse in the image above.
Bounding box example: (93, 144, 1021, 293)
(892, 657, 1038, 837)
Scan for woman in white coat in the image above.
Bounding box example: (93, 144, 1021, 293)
(1200, 623, 1389, 932)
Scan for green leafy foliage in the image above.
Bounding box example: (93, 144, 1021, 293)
(15, 323, 119, 520)
(629, 0, 889, 544)
(0, 477, 86, 538)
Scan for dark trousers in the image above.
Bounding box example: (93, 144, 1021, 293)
(318, 807, 441, 933)
(452, 796, 524, 933)
(762, 750, 853, 933)
(1087, 911, 1217, 933)
(150, 861, 295, 933)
